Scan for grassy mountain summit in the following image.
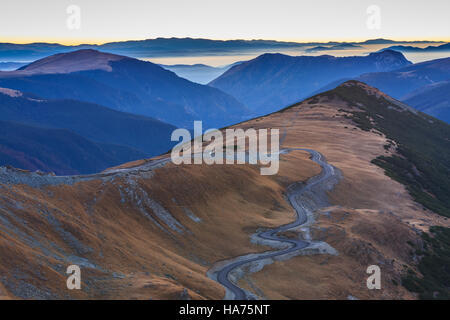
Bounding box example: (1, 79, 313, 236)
(307, 80, 450, 217)
(281, 80, 450, 298)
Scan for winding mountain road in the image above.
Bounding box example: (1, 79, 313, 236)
(211, 148, 340, 300)
(0, 127, 340, 300)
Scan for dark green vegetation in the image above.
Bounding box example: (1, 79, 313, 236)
(402, 226, 450, 299)
(332, 81, 450, 218)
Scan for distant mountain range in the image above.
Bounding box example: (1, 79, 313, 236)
(403, 81, 450, 123)
(382, 43, 450, 53)
(159, 61, 242, 84)
(0, 45, 448, 175)
(0, 39, 306, 61)
(305, 43, 362, 52)
(314, 57, 450, 123)
(209, 50, 412, 115)
(0, 62, 27, 71)
(0, 49, 250, 174)
(355, 57, 450, 98)
(0, 49, 248, 128)
(0, 38, 441, 61)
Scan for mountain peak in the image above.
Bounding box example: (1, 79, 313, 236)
(336, 80, 418, 114)
(362, 38, 397, 44)
(370, 49, 408, 58)
(210, 50, 413, 115)
(367, 49, 412, 69)
(17, 49, 127, 74)
(338, 80, 388, 96)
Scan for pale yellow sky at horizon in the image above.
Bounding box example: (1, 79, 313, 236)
(1, 0, 449, 45)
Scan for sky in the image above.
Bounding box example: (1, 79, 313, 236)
(0, 0, 449, 44)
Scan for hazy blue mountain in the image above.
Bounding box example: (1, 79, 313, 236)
(0, 88, 177, 155)
(0, 43, 70, 61)
(305, 43, 362, 52)
(0, 62, 27, 71)
(0, 49, 248, 128)
(357, 38, 436, 45)
(0, 120, 147, 175)
(209, 50, 412, 115)
(332, 43, 363, 49)
(0, 38, 439, 61)
(159, 64, 229, 84)
(98, 38, 308, 57)
(159, 62, 242, 84)
(382, 43, 450, 52)
(403, 81, 450, 123)
(304, 46, 329, 52)
(360, 38, 398, 45)
(314, 57, 450, 123)
(0, 38, 308, 61)
(353, 57, 450, 99)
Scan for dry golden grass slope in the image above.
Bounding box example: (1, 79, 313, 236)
(0, 81, 448, 299)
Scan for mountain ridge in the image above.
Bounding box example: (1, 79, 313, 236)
(0, 88, 177, 156)
(306, 57, 450, 123)
(0, 49, 249, 128)
(0, 38, 442, 61)
(0, 120, 147, 175)
(209, 50, 412, 115)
